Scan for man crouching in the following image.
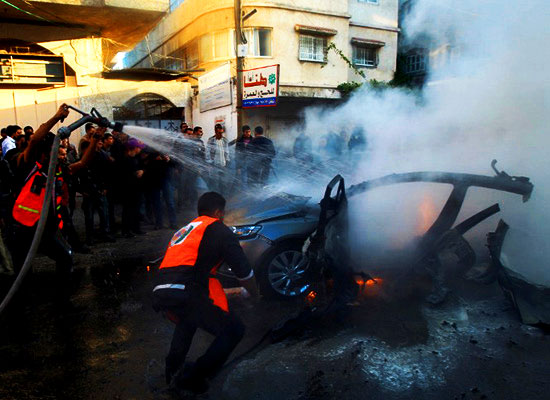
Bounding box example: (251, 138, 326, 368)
(152, 192, 259, 393)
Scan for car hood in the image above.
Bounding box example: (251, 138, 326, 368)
(225, 193, 315, 226)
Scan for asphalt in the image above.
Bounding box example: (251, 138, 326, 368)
(0, 215, 549, 400)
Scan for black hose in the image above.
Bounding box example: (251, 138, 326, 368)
(0, 134, 61, 315)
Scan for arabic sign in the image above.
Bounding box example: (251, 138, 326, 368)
(242, 64, 279, 108)
(199, 63, 232, 112)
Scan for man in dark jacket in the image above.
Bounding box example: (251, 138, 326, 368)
(248, 126, 275, 186)
(234, 125, 253, 186)
(153, 192, 258, 393)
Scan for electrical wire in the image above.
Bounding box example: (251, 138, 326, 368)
(0, 0, 49, 21)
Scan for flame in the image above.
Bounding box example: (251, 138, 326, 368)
(355, 278, 383, 286)
(417, 195, 438, 235)
(355, 277, 384, 298)
(306, 290, 318, 304)
(146, 266, 150, 272)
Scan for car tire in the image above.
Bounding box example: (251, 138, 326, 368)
(258, 242, 311, 299)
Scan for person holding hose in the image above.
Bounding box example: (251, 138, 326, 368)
(152, 191, 259, 394)
(9, 104, 103, 304)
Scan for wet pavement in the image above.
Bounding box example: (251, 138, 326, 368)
(1, 224, 549, 400)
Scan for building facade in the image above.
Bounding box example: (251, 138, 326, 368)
(397, 0, 462, 87)
(0, 0, 192, 139)
(122, 0, 399, 140)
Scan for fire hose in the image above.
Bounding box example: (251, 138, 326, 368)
(0, 106, 123, 316)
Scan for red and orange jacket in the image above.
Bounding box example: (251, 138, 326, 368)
(155, 216, 253, 312)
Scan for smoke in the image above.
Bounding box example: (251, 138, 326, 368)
(122, 1, 549, 285)
(297, 0, 550, 283)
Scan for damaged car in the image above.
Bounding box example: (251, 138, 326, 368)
(225, 161, 534, 306)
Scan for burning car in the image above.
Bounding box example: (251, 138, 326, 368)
(225, 161, 534, 303)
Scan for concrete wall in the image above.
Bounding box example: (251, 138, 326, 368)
(348, 0, 399, 29)
(244, 7, 350, 89)
(119, 0, 399, 140)
(124, 0, 398, 89)
(347, 25, 398, 82)
(1, 37, 191, 144)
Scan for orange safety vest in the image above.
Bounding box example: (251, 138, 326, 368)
(159, 216, 229, 312)
(12, 163, 64, 229)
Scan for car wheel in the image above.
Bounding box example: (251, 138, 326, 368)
(259, 243, 311, 298)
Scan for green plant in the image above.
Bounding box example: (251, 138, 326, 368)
(325, 42, 366, 79)
(336, 81, 363, 95)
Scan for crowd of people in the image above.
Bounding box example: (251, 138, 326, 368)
(0, 103, 369, 298)
(0, 105, 278, 288)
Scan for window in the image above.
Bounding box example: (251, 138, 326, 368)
(353, 45, 378, 67)
(199, 33, 212, 62)
(185, 41, 199, 69)
(242, 28, 272, 57)
(214, 31, 230, 59)
(405, 52, 426, 74)
(232, 28, 272, 57)
(299, 35, 326, 62)
(358, 0, 378, 4)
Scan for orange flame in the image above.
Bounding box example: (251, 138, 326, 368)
(146, 266, 150, 272)
(355, 278, 383, 286)
(306, 290, 318, 304)
(355, 277, 384, 298)
(417, 195, 438, 235)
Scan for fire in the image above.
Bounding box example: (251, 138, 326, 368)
(417, 195, 438, 235)
(355, 278, 383, 287)
(306, 290, 318, 305)
(146, 265, 150, 272)
(355, 277, 384, 298)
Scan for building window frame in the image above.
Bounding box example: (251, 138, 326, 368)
(231, 27, 273, 58)
(405, 50, 427, 74)
(352, 44, 379, 68)
(357, 0, 379, 4)
(298, 34, 327, 63)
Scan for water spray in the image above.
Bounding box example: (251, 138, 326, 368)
(0, 106, 124, 316)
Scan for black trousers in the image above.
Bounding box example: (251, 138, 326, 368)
(161, 292, 245, 382)
(9, 223, 73, 302)
(121, 190, 141, 233)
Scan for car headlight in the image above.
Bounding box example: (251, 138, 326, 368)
(230, 225, 262, 240)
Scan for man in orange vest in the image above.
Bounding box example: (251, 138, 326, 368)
(153, 191, 259, 393)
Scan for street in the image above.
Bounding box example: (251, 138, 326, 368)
(1, 221, 548, 400)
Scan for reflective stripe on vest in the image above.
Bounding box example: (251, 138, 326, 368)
(159, 216, 229, 312)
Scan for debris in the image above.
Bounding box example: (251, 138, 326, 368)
(488, 220, 550, 325)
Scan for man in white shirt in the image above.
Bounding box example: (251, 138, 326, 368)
(205, 124, 229, 193)
(1, 125, 22, 159)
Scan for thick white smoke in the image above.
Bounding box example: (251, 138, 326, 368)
(298, 0, 550, 284)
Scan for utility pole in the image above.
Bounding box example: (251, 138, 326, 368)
(234, 0, 244, 135)
(234, 1, 257, 135)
